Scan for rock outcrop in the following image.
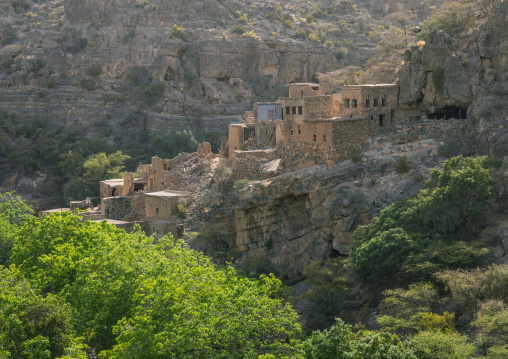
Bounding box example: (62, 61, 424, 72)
(398, 0, 508, 157)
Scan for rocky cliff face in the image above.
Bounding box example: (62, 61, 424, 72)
(200, 120, 470, 284)
(0, 0, 338, 139)
(398, 0, 508, 157)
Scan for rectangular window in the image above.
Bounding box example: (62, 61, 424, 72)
(292, 107, 296, 115)
(365, 99, 370, 108)
(298, 106, 303, 115)
(286, 107, 290, 115)
(345, 99, 350, 108)
(298, 128, 301, 135)
(352, 99, 357, 108)
(323, 135, 326, 142)
(382, 98, 387, 107)
(290, 129, 293, 136)
(313, 134, 316, 142)
(156, 208, 159, 214)
(373, 99, 378, 107)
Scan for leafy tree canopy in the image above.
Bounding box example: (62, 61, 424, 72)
(352, 156, 501, 286)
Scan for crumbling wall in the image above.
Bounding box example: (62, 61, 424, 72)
(145, 192, 191, 221)
(288, 83, 320, 97)
(231, 149, 279, 181)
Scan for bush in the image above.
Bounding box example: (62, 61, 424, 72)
(232, 25, 246, 35)
(303, 318, 418, 359)
(395, 156, 411, 174)
(292, 28, 308, 39)
(170, 24, 184, 39)
(46, 79, 56, 89)
(233, 179, 250, 192)
(412, 331, 477, 359)
(351, 149, 362, 163)
(283, 19, 293, 29)
(242, 30, 258, 38)
(236, 12, 248, 23)
(86, 65, 102, 77)
(177, 202, 187, 218)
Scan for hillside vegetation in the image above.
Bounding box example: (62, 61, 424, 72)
(2, 155, 508, 357)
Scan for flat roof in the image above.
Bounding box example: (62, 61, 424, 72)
(101, 179, 124, 185)
(145, 191, 191, 198)
(342, 84, 398, 88)
(304, 117, 367, 122)
(289, 83, 319, 86)
(40, 208, 71, 213)
(91, 219, 131, 225)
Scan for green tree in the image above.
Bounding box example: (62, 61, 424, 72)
(0, 192, 33, 265)
(301, 259, 351, 324)
(101, 238, 303, 358)
(376, 283, 438, 336)
(303, 318, 418, 359)
(411, 331, 476, 359)
(63, 151, 129, 200)
(11, 213, 303, 357)
(0, 268, 85, 359)
(352, 156, 500, 285)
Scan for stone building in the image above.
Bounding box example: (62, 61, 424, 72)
(228, 81, 400, 173)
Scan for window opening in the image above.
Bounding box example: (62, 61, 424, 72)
(352, 99, 357, 108)
(366, 99, 370, 108)
(345, 99, 350, 108)
(298, 106, 303, 115)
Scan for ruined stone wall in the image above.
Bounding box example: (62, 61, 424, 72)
(228, 124, 246, 158)
(231, 149, 278, 181)
(288, 83, 320, 97)
(100, 180, 123, 198)
(101, 196, 133, 219)
(145, 193, 189, 221)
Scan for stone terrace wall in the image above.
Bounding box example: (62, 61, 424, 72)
(231, 149, 278, 181)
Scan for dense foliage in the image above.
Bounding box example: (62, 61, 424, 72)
(6, 211, 303, 357)
(352, 156, 500, 286)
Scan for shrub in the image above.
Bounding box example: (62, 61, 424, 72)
(236, 12, 248, 23)
(34, 58, 46, 72)
(86, 65, 102, 77)
(411, 331, 477, 359)
(351, 149, 362, 163)
(46, 79, 56, 89)
(233, 179, 250, 192)
(292, 28, 308, 39)
(177, 203, 187, 219)
(283, 19, 293, 29)
(232, 25, 246, 35)
(395, 156, 411, 174)
(418, 312, 456, 333)
(170, 24, 184, 39)
(335, 46, 348, 60)
(242, 30, 258, 38)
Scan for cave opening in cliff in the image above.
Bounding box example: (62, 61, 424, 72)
(428, 106, 465, 120)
